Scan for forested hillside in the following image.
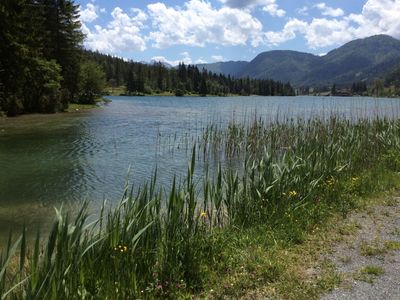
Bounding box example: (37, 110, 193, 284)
(0, 1, 295, 117)
(0, 0, 84, 116)
(84, 51, 295, 97)
(199, 35, 400, 88)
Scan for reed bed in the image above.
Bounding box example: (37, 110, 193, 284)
(1, 116, 400, 298)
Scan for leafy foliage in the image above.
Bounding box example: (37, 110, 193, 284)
(0, 0, 82, 115)
(78, 61, 106, 104)
(85, 51, 296, 97)
(2, 116, 400, 298)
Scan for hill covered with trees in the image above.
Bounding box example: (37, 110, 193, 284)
(0, 0, 87, 116)
(84, 51, 295, 98)
(0, 1, 294, 117)
(199, 35, 400, 88)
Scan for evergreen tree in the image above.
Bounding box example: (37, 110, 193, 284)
(199, 76, 208, 97)
(40, 0, 83, 100)
(78, 60, 105, 104)
(331, 84, 337, 96)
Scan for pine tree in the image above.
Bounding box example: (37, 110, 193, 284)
(39, 0, 83, 101)
(199, 76, 207, 97)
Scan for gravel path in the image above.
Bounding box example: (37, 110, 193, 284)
(322, 196, 400, 300)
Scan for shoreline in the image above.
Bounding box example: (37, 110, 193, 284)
(0, 98, 111, 120)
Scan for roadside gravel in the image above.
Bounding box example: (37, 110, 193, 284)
(322, 197, 400, 300)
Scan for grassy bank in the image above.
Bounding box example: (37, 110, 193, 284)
(65, 98, 111, 113)
(2, 116, 400, 298)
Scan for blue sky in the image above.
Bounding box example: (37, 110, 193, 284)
(77, 0, 400, 65)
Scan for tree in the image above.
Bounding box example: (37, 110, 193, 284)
(199, 77, 208, 97)
(78, 61, 106, 104)
(371, 79, 384, 97)
(40, 0, 83, 100)
(331, 84, 337, 96)
(25, 58, 63, 112)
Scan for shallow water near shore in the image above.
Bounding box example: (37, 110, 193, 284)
(1, 95, 400, 243)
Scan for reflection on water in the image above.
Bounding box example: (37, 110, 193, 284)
(1, 96, 400, 241)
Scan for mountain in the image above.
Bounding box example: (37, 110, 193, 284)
(197, 61, 248, 77)
(301, 35, 400, 86)
(149, 59, 173, 68)
(198, 35, 400, 87)
(239, 51, 321, 85)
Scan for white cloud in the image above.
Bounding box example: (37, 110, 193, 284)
(195, 58, 208, 64)
(265, 0, 400, 49)
(148, 0, 266, 48)
(82, 7, 147, 53)
(219, 0, 285, 17)
(297, 6, 309, 16)
(211, 55, 224, 61)
(305, 18, 353, 48)
(315, 3, 344, 17)
(151, 52, 192, 66)
(349, 0, 400, 39)
(79, 3, 98, 23)
(262, 2, 286, 17)
(265, 18, 307, 45)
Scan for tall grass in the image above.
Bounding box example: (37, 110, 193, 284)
(2, 116, 400, 298)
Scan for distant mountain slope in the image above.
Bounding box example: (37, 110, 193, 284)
(198, 35, 400, 87)
(238, 51, 321, 85)
(197, 61, 248, 77)
(300, 35, 400, 86)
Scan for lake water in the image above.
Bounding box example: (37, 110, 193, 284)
(1, 95, 400, 239)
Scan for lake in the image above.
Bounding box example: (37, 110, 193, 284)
(1, 95, 400, 239)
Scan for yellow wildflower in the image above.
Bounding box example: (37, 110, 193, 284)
(115, 244, 128, 253)
(288, 190, 298, 197)
(200, 211, 207, 219)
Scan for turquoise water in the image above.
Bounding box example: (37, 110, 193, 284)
(1, 95, 400, 238)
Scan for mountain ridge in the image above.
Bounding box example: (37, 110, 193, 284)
(197, 35, 400, 87)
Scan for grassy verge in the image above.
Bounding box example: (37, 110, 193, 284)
(65, 98, 111, 113)
(65, 103, 98, 112)
(198, 174, 400, 299)
(2, 116, 400, 298)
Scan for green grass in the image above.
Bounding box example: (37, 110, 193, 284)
(384, 240, 400, 250)
(104, 85, 126, 96)
(361, 265, 384, 276)
(360, 242, 387, 257)
(66, 103, 98, 112)
(356, 265, 384, 283)
(2, 116, 400, 298)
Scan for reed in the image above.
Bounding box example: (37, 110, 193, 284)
(2, 115, 400, 298)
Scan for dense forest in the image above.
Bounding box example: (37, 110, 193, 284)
(84, 51, 295, 97)
(0, 0, 294, 116)
(0, 0, 84, 115)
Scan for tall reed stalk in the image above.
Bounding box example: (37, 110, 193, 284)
(2, 116, 400, 298)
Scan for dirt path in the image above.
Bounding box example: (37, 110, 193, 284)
(322, 196, 400, 300)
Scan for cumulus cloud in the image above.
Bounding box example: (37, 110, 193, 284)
(219, 0, 285, 17)
(265, 18, 307, 45)
(211, 55, 224, 61)
(315, 3, 344, 17)
(265, 0, 400, 49)
(296, 6, 309, 16)
(79, 3, 99, 23)
(151, 52, 192, 66)
(82, 7, 147, 53)
(195, 58, 208, 64)
(147, 0, 265, 48)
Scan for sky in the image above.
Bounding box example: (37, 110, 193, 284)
(76, 0, 400, 65)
